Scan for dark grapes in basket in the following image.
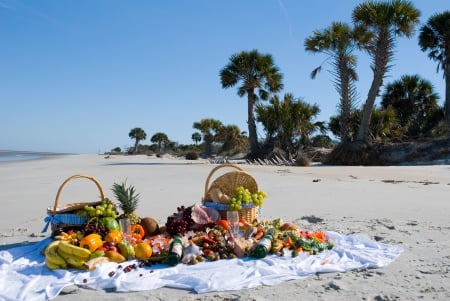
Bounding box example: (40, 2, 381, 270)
(83, 219, 108, 237)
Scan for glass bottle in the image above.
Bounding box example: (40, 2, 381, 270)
(251, 230, 273, 258)
(166, 235, 183, 266)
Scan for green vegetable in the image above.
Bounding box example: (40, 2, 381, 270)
(100, 217, 120, 231)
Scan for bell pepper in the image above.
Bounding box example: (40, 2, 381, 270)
(80, 233, 103, 252)
(130, 224, 145, 240)
(104, 229, 123, 243)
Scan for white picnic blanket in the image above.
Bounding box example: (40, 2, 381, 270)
(0, 231, 403, 301)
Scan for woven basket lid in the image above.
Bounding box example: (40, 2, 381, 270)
(205, 170, 258, 203)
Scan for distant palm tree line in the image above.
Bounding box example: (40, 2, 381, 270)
(124, 2, 448, 162)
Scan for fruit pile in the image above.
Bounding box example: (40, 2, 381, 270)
(43, 181, 333, 271)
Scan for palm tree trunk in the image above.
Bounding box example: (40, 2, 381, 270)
(356, 31, 391, 142)
(247, 90, 259, 155)
(445, 60, 450, 127)
(338, 57, 352, 142)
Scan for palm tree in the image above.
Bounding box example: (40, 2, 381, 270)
(381, 74, 441, 138)
(352, 0, 420, 142)
(191, 132, 202, 145)
(215, 124, 248, 154)
(151, 132, 169, 154)
(128, 127, 147, 153)
(418, 11, 450, 126)
(192, 118, 222, 157)
(305, 21, 371, 141)
(220, 49, 283, 156)
(256, 93, 325, 154)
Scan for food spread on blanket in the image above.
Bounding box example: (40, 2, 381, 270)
(43, 178, 333, 271)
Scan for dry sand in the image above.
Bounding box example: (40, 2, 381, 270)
(1, 154, 449, 300)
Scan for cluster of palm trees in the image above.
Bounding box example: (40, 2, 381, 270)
(128, 128, 170, 154)
(220, 1, 449, 164)
(126, 2, 449, 164)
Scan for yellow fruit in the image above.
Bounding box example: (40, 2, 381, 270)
(57, 241, 91, 260)
(134, 242, 152, 260)
(45, 257, 62, 270)
(64, 256, 86, 269)
(45, 241, 67, 267)
(104, 250, 126, 263)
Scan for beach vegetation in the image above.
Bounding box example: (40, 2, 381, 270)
(220, 49, 284, 157)
(256, 93, 326, 156)
(193, 118, 222, 158)
(381, 74, 442, 139)
(215, 124, 248, 154)
(418, 10, 450, 128)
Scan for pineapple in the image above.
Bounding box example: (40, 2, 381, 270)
(112, 180, 141, 224)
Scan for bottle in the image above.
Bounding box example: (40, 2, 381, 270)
(251, 230, 273, 258)
(166, 235, 183, 266)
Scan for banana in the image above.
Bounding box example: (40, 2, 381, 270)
(57, 241, 91, 260)
(45, 241, 67, 268)
(64, 256, 86, 269)
(45, 257, 62, 270)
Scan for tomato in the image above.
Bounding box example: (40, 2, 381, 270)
(217, 220, 230, 231)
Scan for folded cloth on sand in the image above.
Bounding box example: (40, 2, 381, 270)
(0, 231, 403, 301)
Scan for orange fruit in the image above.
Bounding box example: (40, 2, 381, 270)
(217, 219, 230, 231)
(104, 230, 123, 243)
(134, 242, 152, 260)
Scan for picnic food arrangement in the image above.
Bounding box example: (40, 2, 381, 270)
(42, 165, 333, 271)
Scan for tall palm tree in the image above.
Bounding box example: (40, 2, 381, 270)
(305, 21, 371, 142)
(192, 118, 222, 157)
(128, 127, 147, 153)
(220, 49, 283, 156)
(418, 11, 450, 126)
(352, 0, 420, 142)
(381, 74, 441, 138)
(151, 132, 169, 154)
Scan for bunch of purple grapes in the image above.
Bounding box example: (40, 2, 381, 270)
(165, 205, 195, 236)
(83, 220, 108, 237)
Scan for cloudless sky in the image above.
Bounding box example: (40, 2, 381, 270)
(1, 1, 448, 154)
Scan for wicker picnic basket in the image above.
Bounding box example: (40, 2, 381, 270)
(202, 164, 259, 223)
(42, 174, 105, 233)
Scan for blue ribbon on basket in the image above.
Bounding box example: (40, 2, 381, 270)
(202, 201, 261, 213)
(41, 213, 88, 233)
(41, 214, 62, 233)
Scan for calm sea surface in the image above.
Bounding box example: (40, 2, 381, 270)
(0, 151, 70, 163)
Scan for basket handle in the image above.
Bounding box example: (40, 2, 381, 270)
(52, 174, 105, 213)
(203, 164, 245, 199)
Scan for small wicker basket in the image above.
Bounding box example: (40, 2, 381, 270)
(42, 174, 105, 233)
(202, 164, 259, 223)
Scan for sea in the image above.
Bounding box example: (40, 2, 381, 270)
(0, 150, 72, 163)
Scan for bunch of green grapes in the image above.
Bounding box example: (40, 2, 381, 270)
(77, 199, 117, 218)
(228, 186, 267, 211)
(251, 190, 267, 207)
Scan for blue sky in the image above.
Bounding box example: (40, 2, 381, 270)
(1, 1, 447, 154)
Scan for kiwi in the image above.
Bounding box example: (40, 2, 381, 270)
(140, 217, 160, 237)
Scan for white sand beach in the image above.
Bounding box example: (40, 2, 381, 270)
(1, 154, 449, 300)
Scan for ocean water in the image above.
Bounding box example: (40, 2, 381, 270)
(0, 150, 67, 163)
